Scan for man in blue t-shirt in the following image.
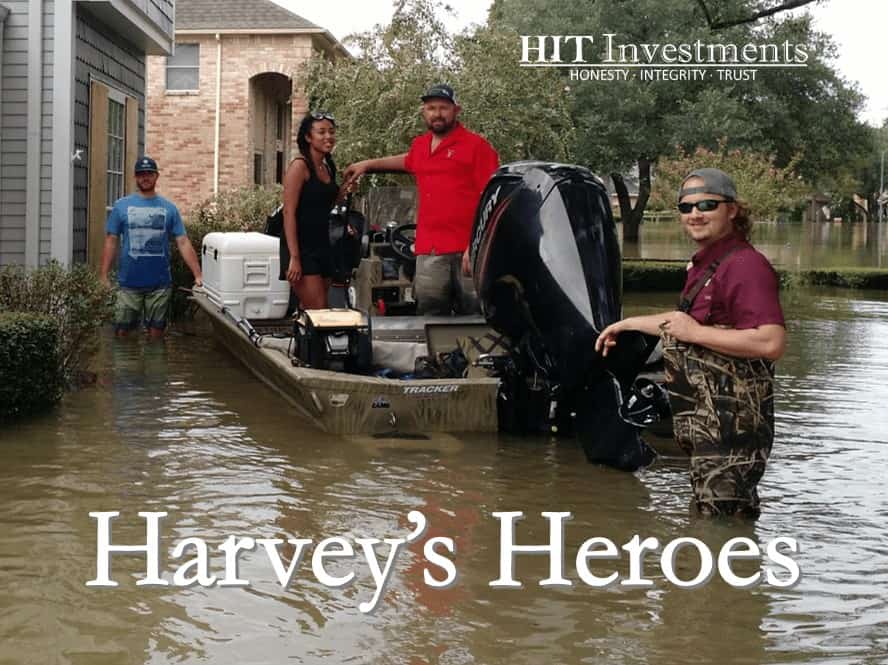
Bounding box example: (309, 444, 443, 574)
(99, 156, 203, 337)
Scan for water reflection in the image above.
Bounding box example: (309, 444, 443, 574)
(1, 289, 888, 663)
(622, 220, 888, 269)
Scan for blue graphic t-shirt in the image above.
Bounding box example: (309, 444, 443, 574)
(105, 194, 186, 289)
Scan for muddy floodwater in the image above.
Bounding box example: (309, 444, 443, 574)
(1, 285, 887, 664)
(622, 220, 888, 269)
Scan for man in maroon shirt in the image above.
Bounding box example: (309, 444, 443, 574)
(343, 84, 499, 315)
(595, 168, 786, 517)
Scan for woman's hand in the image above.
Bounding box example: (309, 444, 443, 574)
(287, 256, 303, 285)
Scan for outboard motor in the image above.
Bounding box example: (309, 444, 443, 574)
(468, 161, 657, 471)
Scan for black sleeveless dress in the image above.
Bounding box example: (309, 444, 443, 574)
(279, 160, 338, 279)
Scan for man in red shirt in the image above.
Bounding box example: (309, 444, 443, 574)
(595, 168, 786, 517)
(343, 84, 499, 315)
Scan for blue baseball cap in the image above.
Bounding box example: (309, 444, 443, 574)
(134, 156, 159, 174)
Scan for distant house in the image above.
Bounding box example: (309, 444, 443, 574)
(145, 0, 347, 214)
(0, 0, 175, 268)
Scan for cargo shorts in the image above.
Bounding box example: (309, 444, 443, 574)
(114, 287, 172, 332)
(414, 252, 479, 316)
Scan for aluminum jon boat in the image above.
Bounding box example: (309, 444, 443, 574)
(194, 161, 675, 471)
(191, 290, 500, 436)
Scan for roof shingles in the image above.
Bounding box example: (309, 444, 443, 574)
(175, 0, 320, 31)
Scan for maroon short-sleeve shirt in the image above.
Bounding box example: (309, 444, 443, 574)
(681, 233, 785, 329)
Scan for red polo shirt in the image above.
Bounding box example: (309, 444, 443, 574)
(404, 123, 499, 255)
(682, 232, 785, 329)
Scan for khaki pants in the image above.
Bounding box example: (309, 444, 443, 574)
(414, 253, 480, 316)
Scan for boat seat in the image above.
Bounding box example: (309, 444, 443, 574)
(302, 308, 367, 328)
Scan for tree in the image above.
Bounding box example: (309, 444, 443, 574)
(490, 0, 870, 239)
(649, 142, 809, 220)
(302, 0, 574, 191)
(450, 27, 575, 163)
(302, 0, 450, 180)
(695, 0, 822, 29)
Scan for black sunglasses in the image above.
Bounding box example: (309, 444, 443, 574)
(310, 111, 335, 122)
(677, 199, 731, 214)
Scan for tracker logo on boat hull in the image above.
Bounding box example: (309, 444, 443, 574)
(403, 385, 460, 395)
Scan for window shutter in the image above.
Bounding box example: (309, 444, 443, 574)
(125, 96, 139, 194)
(87, 80, 109, 268)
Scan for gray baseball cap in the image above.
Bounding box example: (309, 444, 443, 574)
(678, 168, 737, 202)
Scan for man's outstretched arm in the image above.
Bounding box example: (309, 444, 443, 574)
(343, 154, 408, 184)
(176, 235, 203, 287)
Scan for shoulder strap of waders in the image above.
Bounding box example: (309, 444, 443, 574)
(678, 246, 742, 313)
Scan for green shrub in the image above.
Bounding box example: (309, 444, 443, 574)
(622, 260, 688, 291)
(622, 260, 888, 292)
(0, 312, 64, 420)
(0, 261, 114, 386)
(171, 185, 282, 317)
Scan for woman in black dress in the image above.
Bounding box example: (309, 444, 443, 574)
(280, 112, 351, 308)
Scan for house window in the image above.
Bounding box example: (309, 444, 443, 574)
(276, 103, 285, 141)
(254, 153, 264, 186)
(166, 43, 199, 91)
(106, 95, 126, 210)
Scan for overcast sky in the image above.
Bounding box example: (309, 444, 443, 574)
(272, 0, 887, 127)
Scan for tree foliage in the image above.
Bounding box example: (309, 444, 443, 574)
(490, 0, 871, 237)
(695, 0, 822, 29)
(649, 142, 809, 220)
(302, 0, 574, 193)
(301, 0, 869, 237)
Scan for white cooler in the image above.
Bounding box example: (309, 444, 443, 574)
(201, 232, 290, 319)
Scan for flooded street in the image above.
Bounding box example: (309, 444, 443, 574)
(621, 220, 888, 269)
(1, 285, 888, 664)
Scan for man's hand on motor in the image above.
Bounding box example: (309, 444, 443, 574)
(595, 321, 627, 356)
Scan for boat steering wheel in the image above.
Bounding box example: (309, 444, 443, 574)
(390, 223, 417, 262)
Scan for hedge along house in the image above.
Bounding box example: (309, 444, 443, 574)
(0, 0, 175, 269)
(145, 0, 347, 215)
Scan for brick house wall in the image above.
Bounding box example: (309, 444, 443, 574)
(146, 33, 314, 213)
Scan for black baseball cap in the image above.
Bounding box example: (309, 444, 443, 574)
(134, 156, 159, 174)
(421, 83, 457, 104)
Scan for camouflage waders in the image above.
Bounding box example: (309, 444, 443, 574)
(661, 330, 775, 518)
